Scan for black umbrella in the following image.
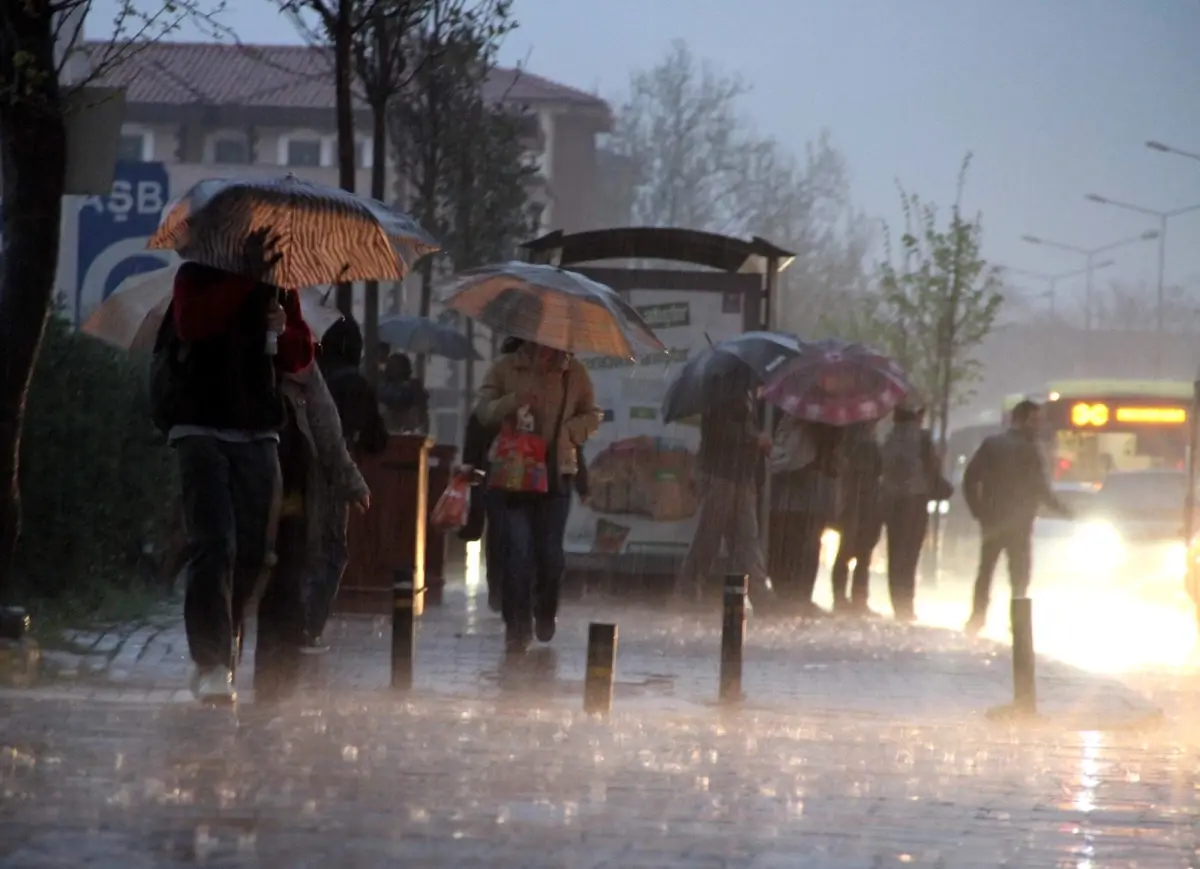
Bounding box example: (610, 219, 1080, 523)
(661, 331, 804, 423)
(377, 315, 480, 361)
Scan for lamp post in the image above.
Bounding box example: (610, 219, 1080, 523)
(1147, 140, 1200, 165)
(1003, 261, 1115, 322)
(1084, 194, 1200, 374)
(1021, 230, 1159, 331)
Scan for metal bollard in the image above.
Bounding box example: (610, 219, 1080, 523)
(1010, 597, 1036, 715)
(583, 622, 618, 715)
(391, 569, 416, 691)
(719, 574, 747, 704)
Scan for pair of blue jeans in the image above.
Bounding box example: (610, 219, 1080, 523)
(500, 489, 571, 640)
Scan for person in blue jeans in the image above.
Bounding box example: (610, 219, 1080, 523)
(475, 339, 598, 652)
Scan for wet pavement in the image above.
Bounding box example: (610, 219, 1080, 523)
(3, 559, 1200, 867)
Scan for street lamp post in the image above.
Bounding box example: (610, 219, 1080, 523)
(1085, 194, 1200, 373)
(1021, 230, 1159, 332)
(1147, 140, 1200, 165)
(1004, 261, 1115, 322)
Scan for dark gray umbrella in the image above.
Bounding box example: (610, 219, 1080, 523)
(661, 331, 804, 423)
(377, 315, 480, 361)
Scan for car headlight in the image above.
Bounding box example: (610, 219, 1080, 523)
(1165, 541, 1188, 579)
(1071, 521, 1126, 571)
(926, 500, 950, 515)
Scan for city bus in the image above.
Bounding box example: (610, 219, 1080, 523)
(1011, 379, 1193, 485)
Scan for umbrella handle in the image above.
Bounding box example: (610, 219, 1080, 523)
(265, 287, 284, 356)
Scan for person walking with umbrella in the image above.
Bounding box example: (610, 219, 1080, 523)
(761, 339, 915, 618)
(475, 341, 598, 651)
(150, 232, 315, 703)
(677, 363, 773, 602)
(147, 173, 439, 703)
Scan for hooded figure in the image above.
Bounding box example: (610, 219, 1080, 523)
(380, 353, 431, 434)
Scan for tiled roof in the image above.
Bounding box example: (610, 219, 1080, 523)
(85, 40, 609, 113)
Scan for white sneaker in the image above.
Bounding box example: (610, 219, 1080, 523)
(191, 666, 237, 704)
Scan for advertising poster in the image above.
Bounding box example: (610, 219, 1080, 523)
(565, 288, 747, 559)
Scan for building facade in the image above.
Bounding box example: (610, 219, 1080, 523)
(92, 41, 612, 237)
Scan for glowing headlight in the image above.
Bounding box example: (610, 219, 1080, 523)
(1165, 541, 1188, 579)
(1071, 521, 1126, 571)
(926, 500, 950, 515)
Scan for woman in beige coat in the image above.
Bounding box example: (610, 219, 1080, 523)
(476, 339, 598, 652)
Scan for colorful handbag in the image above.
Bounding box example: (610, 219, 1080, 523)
(488, 405, 550, 493)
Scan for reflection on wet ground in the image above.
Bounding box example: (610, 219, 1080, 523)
(2, 688, 1200, 868)
(5, 548, 1200, 867)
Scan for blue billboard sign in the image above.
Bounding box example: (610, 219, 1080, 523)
(75, 160, 174, 323)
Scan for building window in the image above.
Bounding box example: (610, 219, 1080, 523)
(285, 139, 323, 168)
(117, 132, 148, 162)
(212, 137, 250, 165)
(356, 139, 373, 169)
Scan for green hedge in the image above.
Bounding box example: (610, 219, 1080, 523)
(13, 314, 176, 602)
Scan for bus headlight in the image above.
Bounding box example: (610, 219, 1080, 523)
(1072, 521, 1126, 572)
(1165, 541, 1188, 579)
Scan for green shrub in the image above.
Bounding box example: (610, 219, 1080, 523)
(13, 314, 176, 604)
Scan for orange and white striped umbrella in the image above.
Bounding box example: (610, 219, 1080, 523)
(148, 175, 439, 289)
(82, 263, 345, 353)
(438, 262, 665, 359)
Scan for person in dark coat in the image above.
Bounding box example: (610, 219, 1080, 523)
(677, 366, 772, 602)
(962, 399, 1070, 635)
(293, 317, 387, 650)
(380, 353, 430, 433)
(830, 422, 883, 615)
(879, 401, 938, 622)
(150, 250, 314, 704)
(769, 418, 843, 617)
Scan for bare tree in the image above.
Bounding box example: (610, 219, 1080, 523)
(351, 0, 433, 382)
(0, 0, 227, 596)
(605, 43, 872, 331)
(389, 0, 515, 380)
(280, 0, 385, 314)
(605, 40, 762, 234)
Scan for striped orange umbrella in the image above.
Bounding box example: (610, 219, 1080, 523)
(148, 175, 439, 289)
(438, 262, 665, 359)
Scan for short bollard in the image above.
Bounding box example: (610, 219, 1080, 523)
(391, 570, 416, 691)
(719, 574, 747, 704)
(1011, 597, 1037, 715)
(583, 623, 618, 715)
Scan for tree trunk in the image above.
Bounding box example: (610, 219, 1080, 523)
(333, 0, 356, 317)
(363, 100, 389, 388)
(0, 5, 69, 594)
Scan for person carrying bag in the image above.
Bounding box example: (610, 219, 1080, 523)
(475, 340, 598, 652)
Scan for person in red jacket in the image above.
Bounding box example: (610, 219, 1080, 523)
(151, 239, 313, 704)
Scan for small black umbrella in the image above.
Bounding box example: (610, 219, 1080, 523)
(377, 315, 480, 361)
(661, 331, 804, 423)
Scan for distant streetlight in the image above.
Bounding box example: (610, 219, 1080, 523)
(1003, 260, 1116, 321)
(1147, 140, 1200, 165)
(1021, 229, 1159, 331)
(1085, 193, 1200, 373)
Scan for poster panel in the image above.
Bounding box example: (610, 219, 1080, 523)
(565, 287, 747, 558)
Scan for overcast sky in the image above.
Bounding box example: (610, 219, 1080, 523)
(88, 0, 1200, 314)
